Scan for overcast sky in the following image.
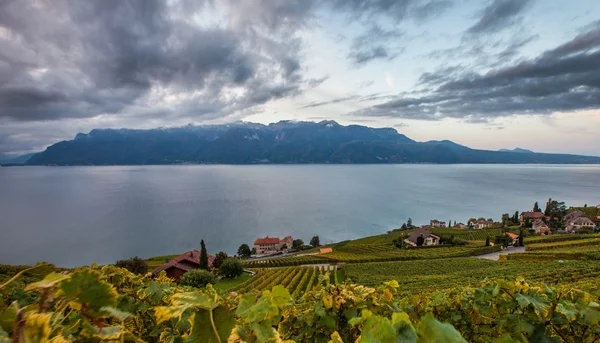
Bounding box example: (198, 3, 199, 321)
(1, 0, 600, 156)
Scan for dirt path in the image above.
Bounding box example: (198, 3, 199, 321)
(473, 246, 525, 260)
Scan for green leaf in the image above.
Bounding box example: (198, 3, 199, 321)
(416, 314, 467, 343)
(555, 302, 577, 321)
(0, 302, 17, 334)
(515, 294, 550, 318)
(0, 326, 10, 343)
(187, 306, 235, 343)
(392, 312, 417, 342)
(270, 285, 291, 308)
(530, 324, 561, 343)
(60, 269, 118, 318)
(171, 291, 221, 311)
(154, 305, 190, 324)
(359, 314, 397, 342)
(493, 334, 521, 343)
(100, 306, 133, 321)
(23, 272, 69, 291)
(329, 331, 344, 343)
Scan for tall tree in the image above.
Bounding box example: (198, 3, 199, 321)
(310, 236, 320, 248)
(533, 202, 541, 212)
(544, 198, 552, 216)
(448, 220, 451, 228)
(199, 240, 209, 270)
(407, 218, 413, 227)
(513, 211, 519, 223)
(238, 244, 251, 258)
(485, 236, 490, 247)
(518, 230, 524, 247)
(292, 239, 304, 250)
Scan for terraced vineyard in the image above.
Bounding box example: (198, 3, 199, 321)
(231, 266, 336, 295)
(241, 255, 327, 268)
(343, 258, 600, 293)
(506, 236, 600, 261)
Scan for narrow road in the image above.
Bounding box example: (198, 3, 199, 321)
(473, 246, 525, 260)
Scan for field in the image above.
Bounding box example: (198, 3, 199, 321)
(342, 258, 600, 293)
(230, 266, 336, 297)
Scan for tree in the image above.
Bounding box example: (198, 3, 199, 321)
(401, 223, 407, 230)
(513, 211, 519, 223)
(179, 269, 216, 288)
(238, 244, 251, 258)
(544, 198, 552, 216)
(485, 236, 490, 247)
(310, 236, 320, 247)
(407, 218, 413, 228)
(212, 251, 228, 269)
(220, 258, 244, 279)
(292, 239, 304, 250)
(453, 220, 456, 227)
(518, 230, 524, 247)
(448, 220, 451, 228)
(494, 234, 512, 248)
(115, 256, 148, 275)
(416, 235, 424, 247)
(545, 199, 567, 218)
(533, 201, 541, 212)
(251, 247, 256, 255)
(199, 240, 209, 270)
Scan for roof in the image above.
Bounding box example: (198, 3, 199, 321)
(521, 212, 545, 219)
(152, 250, 215, 275)
(532, 219, 549, 228)
(282, 235, 293, 243)
(506, 233, 519, 239)
(254, 236, 281, 245)
(564, 211, 586, 222)
(319, 247, 333, 254)
(406, 228, 440, 243)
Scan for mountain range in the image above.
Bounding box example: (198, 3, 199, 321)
(23, 120, 600, 165)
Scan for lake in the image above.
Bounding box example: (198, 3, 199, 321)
(1, 164, 599, 267)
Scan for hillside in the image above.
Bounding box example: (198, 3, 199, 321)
(26, 121, 600, 165)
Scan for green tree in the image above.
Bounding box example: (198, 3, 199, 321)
(544, 198, 552, 215)
(448, 220, 451, 228)
(219, 258, 244, 279)
(115, 256, 148, 275)
(401, 223, 407, 230)
(485, 236, 490, 247)
(545, 199, 567, 218)
(533, 201, 541, 212)
(292, 239, 304, 250)
(179, 269, 216, 288)
(513, 211, 519, 223)
(238, 244, 251, 258)
(407, 218, 413, 227)
(518, 229, 524, 247)
(251, 247, 256, 255)
(212, 251, 228, 269)
(310, 236, 320, 247)
(199, 240, 209, 270)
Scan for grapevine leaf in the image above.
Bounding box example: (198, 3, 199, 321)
(0, 302, 17, 334)
(100, 306, 133, 321)
(416, 314, 467, 343)
(187, 306, 235, 343)
(155, 305, 189, 324)
(23, 272, 70, 291)
(323, 295, 334, 310)
(60, 269, 118, 318)
(555, 302, 577, 321)
(531, 324, 561, 343)
(24, 312, 53, 343)
(392, 312, 417, 342)
(270, 285, 291, 308)
(171, 291, 221, 311)
(329, 331, 344, 343)
(515, 294, 550, 318)
(493, 334, 520, 343)
(357, 314, 397, 342)
(0, 327, 10, 343)
(384, 280, 399, 289)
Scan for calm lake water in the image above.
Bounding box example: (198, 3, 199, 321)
(1, 164, 599, 267)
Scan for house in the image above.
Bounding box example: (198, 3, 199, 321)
(404, 228, 441, 247)
(430, 220, 446, 228)
(319, 247, 333, 254)
(564, 211, 586, 223)
(532, 219, 551, 235)
(454, 222, 466, 229)
(506, 232, 519, 246)
(253, 235, 293, 255)
(566, 217, 596, 233)
(520, 212, 545, 223)
(474, 219, 494, 229)
(152, 250, 215, 281)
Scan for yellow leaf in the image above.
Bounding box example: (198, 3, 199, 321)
(383, 289, 393, 302)
(323, 295, 333, 310)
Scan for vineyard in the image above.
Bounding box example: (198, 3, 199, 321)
(525, 237, 600, 251)
(1, 264, 599, 342)
(230, 266, 336, 296)
(342, 258, 600, 293)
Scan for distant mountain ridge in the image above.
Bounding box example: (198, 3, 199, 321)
(26, 120, 600, 165)
(498, 148, 534, 153)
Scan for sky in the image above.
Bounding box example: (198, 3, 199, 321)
(1, 0, 600, 157)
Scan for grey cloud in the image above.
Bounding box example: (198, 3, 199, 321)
(353, 22, 600, 121)
(0, 0, 310, 123)
(466, 0, 534, 35)
(332, 0, 453, 22)
(348, 24, 403, 66)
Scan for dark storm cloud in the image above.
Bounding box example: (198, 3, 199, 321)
(353, 22, 600, 121)
(466, 0, 534, 35)
(0, 0, 311, 123)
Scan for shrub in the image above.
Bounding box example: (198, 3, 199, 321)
(115, 256, 148, 274)
(212, 251, 228, 269)
(453, 238, 468, 246)
(179, 269, 216, 288)
(220, 258, 244, 279)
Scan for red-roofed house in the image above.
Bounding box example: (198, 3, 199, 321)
(506, 232, 519, 246)
(151, 250, 215, 281)
(254, 235, 293, 255)
(520, 212, 545, 223)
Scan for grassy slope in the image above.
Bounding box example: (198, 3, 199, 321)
(213, 273, 253, 291)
